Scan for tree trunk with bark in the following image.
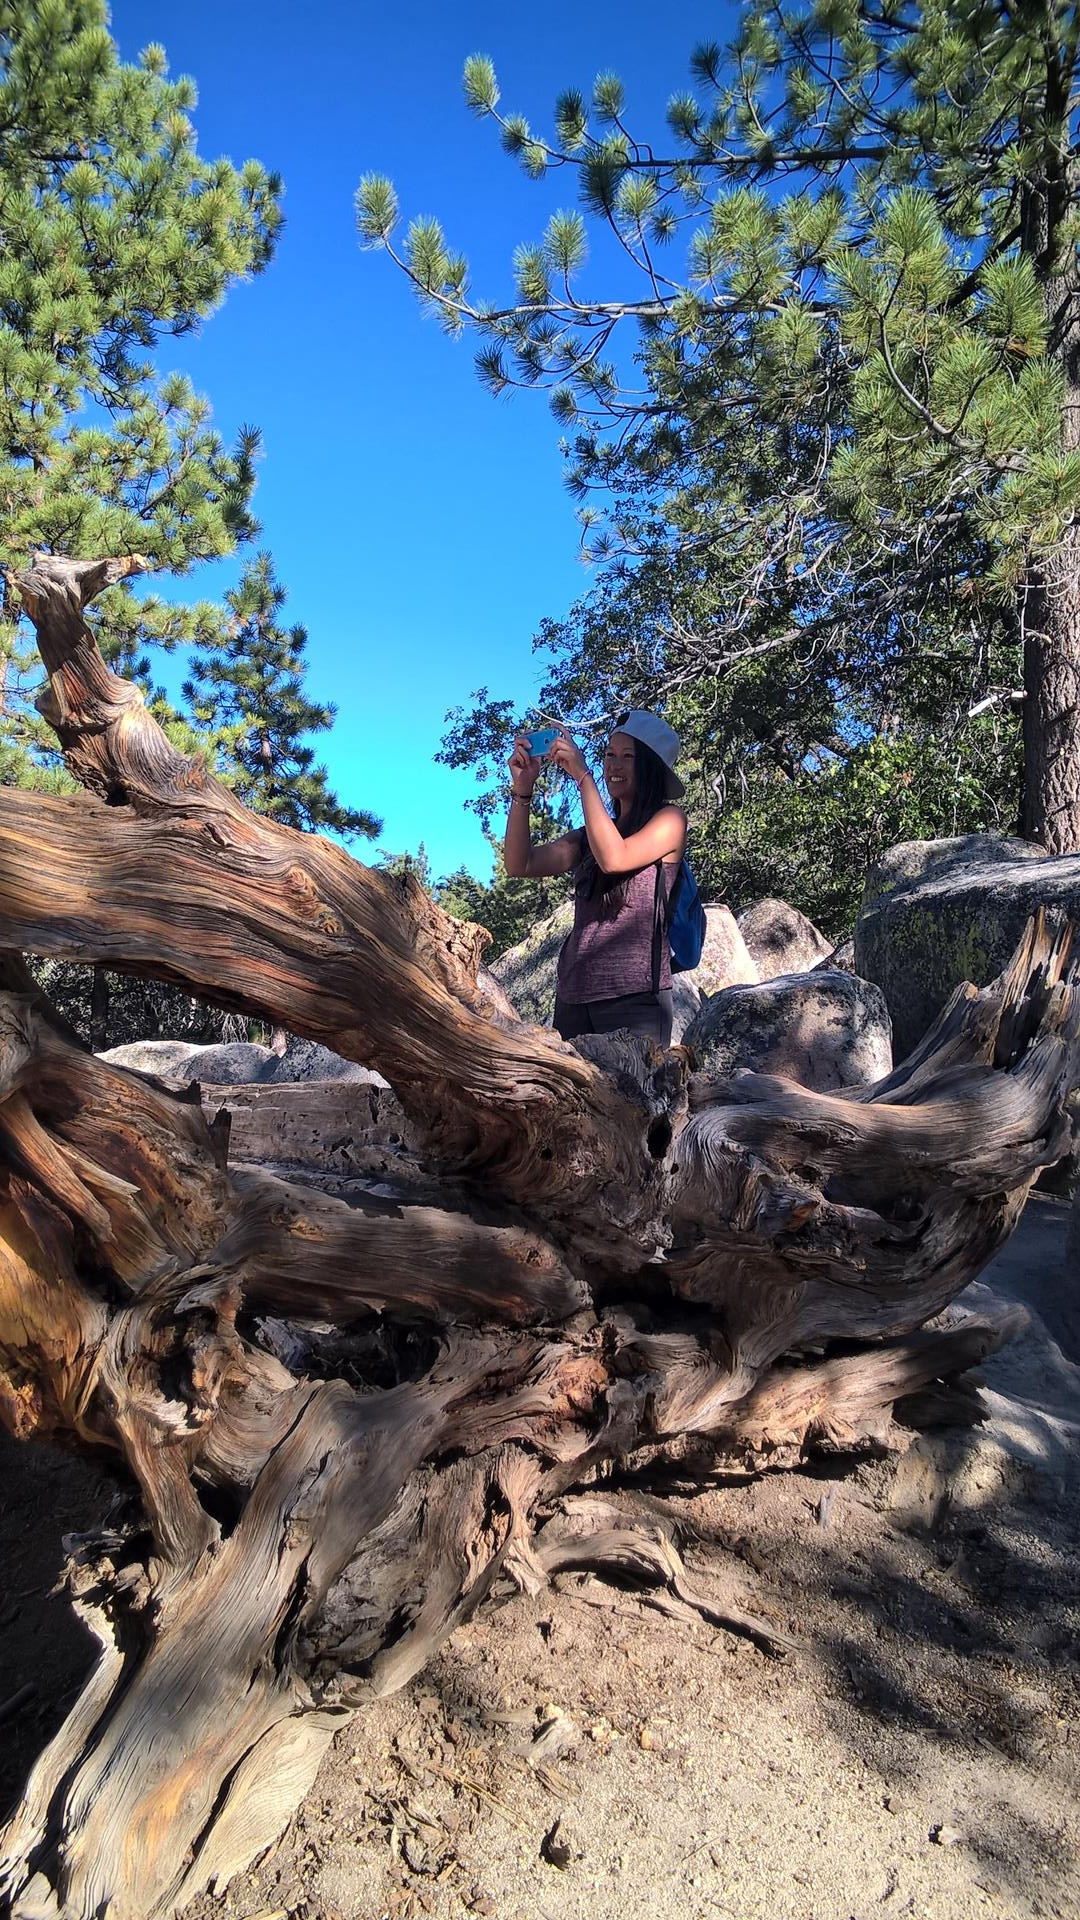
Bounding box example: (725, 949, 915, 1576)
(88, 966, 110, 1054)
(1020, 490, 1080, 853)
(1, 554, 1078, 1920)
(1019, 139, 1080, 856)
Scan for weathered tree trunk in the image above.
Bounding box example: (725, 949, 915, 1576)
(1, 553, 1078, 1919)
(1020, 516, 1080, 853)
(1019, 141, 1080, 855)
(88, 966, 110, 1053)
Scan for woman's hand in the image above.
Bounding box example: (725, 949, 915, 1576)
(508, 736, 540, 798)
(546, 732, 589, 786)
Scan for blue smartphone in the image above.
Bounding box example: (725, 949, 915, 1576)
(522, 726, 559, 756)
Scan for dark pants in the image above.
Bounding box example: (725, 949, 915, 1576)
(554, 989, 673, 1048)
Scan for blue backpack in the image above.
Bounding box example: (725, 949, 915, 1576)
(653, 858, 707, 978)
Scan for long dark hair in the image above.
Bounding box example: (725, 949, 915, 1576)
(580, 734, 672, 920)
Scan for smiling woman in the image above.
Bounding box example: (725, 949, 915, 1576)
(503, 709, 688, 1044)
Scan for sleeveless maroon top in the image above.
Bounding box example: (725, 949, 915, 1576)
(557, 852, 678, 1004)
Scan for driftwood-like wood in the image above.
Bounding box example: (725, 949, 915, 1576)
(0, 554, 1078, 1919)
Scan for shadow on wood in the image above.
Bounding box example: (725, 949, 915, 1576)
(0, 556, 1077, 1918)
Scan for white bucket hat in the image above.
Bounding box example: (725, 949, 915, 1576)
(612, 709, 685, 800)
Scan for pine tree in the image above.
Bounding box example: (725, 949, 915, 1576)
(360, 5, 1080, 853)
(0, 0, 282, 784)
(377, 844, 434, 886)
(184, 553, 380, 839)
(0, 4, 378, 1043)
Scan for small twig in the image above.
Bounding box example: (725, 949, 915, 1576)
(398, 1754, 530, 1834)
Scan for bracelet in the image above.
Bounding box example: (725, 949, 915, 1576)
(509, 792, 532, 806)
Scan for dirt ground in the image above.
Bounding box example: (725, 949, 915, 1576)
(1, 1201, 1077, 1920)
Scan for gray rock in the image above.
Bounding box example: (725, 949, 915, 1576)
(814, 936, 855, 974)
(736, 897, 832, 980)
(889, 1205, 1080, 1512)
(684, 969, 893, 1092)
(863, 832, 1047, 903)
(476, 965, 519, 1025)
(99, 1036, 384, 1088)
(694, 904, 759, 995)
(98, 1039, 207, 1079)
(671, 975, 703, 1043)
(254, 1037, 386, 1087)
(491, 901, 573, 1029)
(855, 832, 1077, 1058)
(1062, 1191, 1080, 1362)
(491, 899, 749, 1042)
(857, 1203, 1080, 1532)
(165, 1041, 278, 1084)
(99, 1038, 274, 1083)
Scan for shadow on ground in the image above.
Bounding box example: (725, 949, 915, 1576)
(0, 1202, 1076, 1920)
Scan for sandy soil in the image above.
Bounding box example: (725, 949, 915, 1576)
(1, 1202, 1077, 1920)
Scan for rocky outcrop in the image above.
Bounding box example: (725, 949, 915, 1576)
(490, 902, 573, 1029)
(694, 904, 759, 994)
(888, 1202, 1080, 1519)
(99, 1038, 276, 1083)
(863, 832, 1047, 902)
(814, 935, 855, 973)
(254, 1037, 387, 1086)
(99, 1036, 385, 1087)
(855, 833, 1077, 1057)
(683, 969, 892, 1092)
(491, 900, 755, 1041)
(736, 897, 832, 980)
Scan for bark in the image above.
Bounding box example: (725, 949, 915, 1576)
(88, 967, 110, 1054)
(1020, 516, 1080, 853)
(1, 554, 1078, 1919)
(1018, 123, 1080, 854)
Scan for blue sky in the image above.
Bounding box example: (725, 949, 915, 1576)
(109, 0, 730, 880)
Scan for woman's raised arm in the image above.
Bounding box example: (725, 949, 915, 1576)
(503, 737, 583, 879)
(545, 736, 686, 874)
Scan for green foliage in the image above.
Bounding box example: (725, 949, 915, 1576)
(0, 0, 283, 784)
(436, 547, 1021, 941)
(432, 691, 577, 954)
(545, 210, 587, 277)
(356, 173, 399, 244)
(362, 5, 1080, 607)
(377, 843, 433, 887)
(554, 89, 589, 153)
(463, 55, 500, 116)
(28, 956, 261, 1053)
(373, 828, 571, 965)
(692, 725, 1021, 941)
(365, 0, 1080, 915)
(0, 5, 375, 1046)
(435, 839, 573, 961)
(184, 553, 380, 840)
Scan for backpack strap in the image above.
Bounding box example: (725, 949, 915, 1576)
(651, 859, 685, 995)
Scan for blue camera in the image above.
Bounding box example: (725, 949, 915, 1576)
(523, 727, 560, 756)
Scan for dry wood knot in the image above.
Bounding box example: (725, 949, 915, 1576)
(283, 864, 344, 936)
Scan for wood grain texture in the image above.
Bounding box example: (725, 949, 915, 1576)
(0, 555, 1078, 1919)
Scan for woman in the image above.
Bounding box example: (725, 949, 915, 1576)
(504, 710, 687, 1046)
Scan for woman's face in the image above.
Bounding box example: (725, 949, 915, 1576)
(602, 731, 637, 807)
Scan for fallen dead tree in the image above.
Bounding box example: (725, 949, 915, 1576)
(0, 553, 1077, 1919)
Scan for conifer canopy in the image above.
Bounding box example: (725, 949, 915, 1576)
(364, 0, 1080, 889)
